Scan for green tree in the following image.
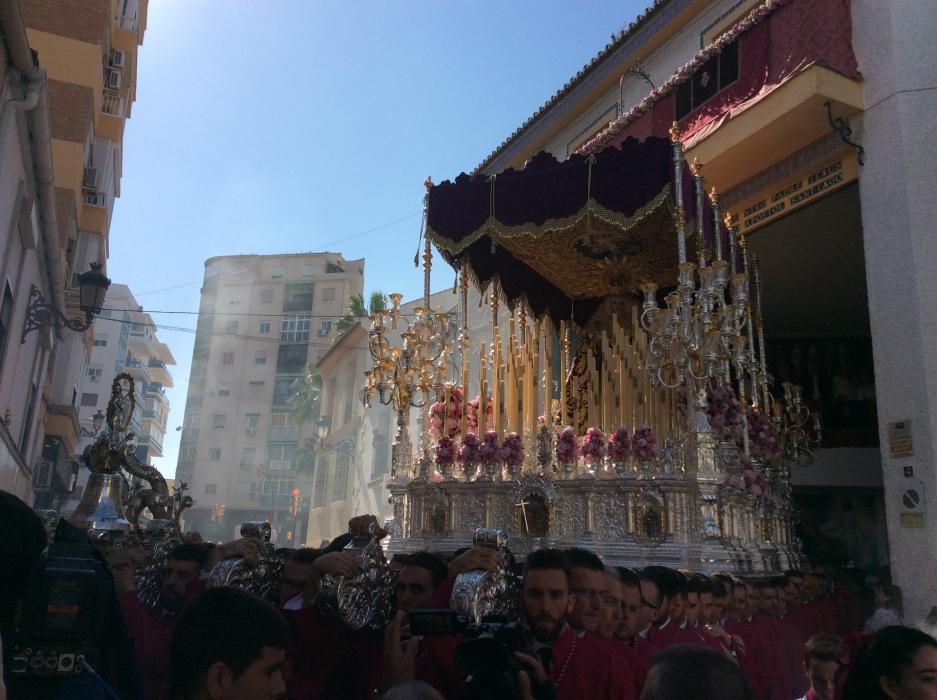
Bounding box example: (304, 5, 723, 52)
(288, 364, 322, 476)
(335, 290, 387, 341)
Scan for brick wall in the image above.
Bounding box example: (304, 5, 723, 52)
(20, 0, 110, 46)
(47, 79, 93, 143)
(55, 187, 77, 249)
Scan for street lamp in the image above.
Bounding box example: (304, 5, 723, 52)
(317, 415, 331, 440)
(79, 410, 106, 439)
(22, 262, 111, 342)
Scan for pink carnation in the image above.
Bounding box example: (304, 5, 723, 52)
(608, 426, 631, 462)
(498, 432, 524, 466)
(632, 425, 658, 461)
(434, 436, 457, 465)
(580, 427, 607, 461)
(555, 427, 580, 464)
(479, 430, 501, 465)
(458, 432, 481, 465)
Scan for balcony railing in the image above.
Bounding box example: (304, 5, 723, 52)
(148, 359, 167, 371)
(269, 426, 298, 443)
(102, 90, 125, 117)
(83, 191, 107, 208)
(118, 14, 138, 32)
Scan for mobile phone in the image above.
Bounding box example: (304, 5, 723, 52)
(407, 609, 461, 636)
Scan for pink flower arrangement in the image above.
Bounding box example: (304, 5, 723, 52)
(498, 432, 524, 467)
(747, 409, 781, 463)
(479, 430, 501, 465)
(555, 427, 580, 464)
(428, 384, 463, 440)
(608, 426, 631, 462)
(739, 456, 769, 496)
(434, 436, 457, 465)
(706, 380, 746, 441)
(632, 426, 658, 461)
(581, 427, 607, 462)
(723, 473, 745, 490)
(466, 394, 493, 433)
(458, 432, 481, 465)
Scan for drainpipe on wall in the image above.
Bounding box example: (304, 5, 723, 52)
(0, 0, 67, 316)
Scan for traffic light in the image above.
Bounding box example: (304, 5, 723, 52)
(290, 488, 301, 516)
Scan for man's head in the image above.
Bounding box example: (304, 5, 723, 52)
(279, 548, 320, 606)
(802, 634, 847, 700)
(163, 543, 211, 612)
(686, 574, 713, 627)
(710, 575, 731, 624)
(785, 570, 803, 610)
(731, 577, 749, 620)
(171, 587, 290, 700)
(564, 547, 606, 634)
(668, 570, 688, 624)
(641, 566, 676, 628)
(615, 567, 643, 642)
(522, 549, 573, 644)
(396, 551, 447, 612)
(641, 645, 753, 700)
(803, 571, 819, 601)
(597, 569, 625, 641)
(754, 580, 780, 617)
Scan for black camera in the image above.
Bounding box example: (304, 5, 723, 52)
(9, 541, 112, 677)
(407, 610, 554, 700)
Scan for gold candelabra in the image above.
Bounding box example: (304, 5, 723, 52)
(773, 382, 822, 466)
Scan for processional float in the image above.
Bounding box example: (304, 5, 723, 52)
(369, 126, 821, 573)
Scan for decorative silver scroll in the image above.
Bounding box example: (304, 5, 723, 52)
(318, 523, 397, 631)
(206, 521, 284, 605)
(450, 528, 519, 624)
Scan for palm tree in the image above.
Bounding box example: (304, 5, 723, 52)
(335, 290, 387, 341)
(288, 364, 322, 427)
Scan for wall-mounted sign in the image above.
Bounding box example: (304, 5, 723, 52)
(899, 478, 926, 529)
(726, 153, 859, 237)
(889, 420, 914, 458)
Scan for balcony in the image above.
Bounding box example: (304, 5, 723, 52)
(128, 329, 153, 354)
(148, 358, 172, 386)
(124, 357, 151, 383)
(269, 426, 298, 443)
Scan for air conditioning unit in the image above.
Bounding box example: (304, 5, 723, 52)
(89, 375, 99, 382)
(109, 49, 126, 69)
(33, 459, 53, 490)
(106, 69, 122, 90)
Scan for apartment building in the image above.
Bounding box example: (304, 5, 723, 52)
(20, 0, 145, 507)
(178, 253, 364, 542)
(0, 0, 147, 504)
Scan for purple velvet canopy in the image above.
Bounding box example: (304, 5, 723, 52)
(426, 136, 720, 324)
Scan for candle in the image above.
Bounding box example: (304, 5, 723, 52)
(559, 321, 568, 425)
(543, 319, 553, 425)
(479, 344, 488, 434)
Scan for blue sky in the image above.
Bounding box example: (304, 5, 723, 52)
(109, 1, 647, 475)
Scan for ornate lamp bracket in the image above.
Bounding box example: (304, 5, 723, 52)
(21, 285, 93, 342)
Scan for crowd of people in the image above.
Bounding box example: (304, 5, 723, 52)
(1, 491, 935, 700)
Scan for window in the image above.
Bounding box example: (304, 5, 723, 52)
(184, 413, 200, 430)
(276, 344, 307, 373)
(322, 287, 336, 301)
(241, 447, 256, 469)
(261, 290, 274, 303)
(222, 352, 235, 365)
(225, 320, 239, 334)
(318, 320, 332, 336)
(258, 321, 271, 334)
(313, 460, 328, 507)
(248, 380, 265, 396)
(332, 445, 351, 502)
(284, 284, 314, 312)
(229, 296, 241, 305)
(675, 39, 740, 120)
(87, 366, 103, 382)
(271, 265, 285, 279)
(273, 376, 298, 405)
(209, 448, 222, 462)
(255, 351, 267, 365)
(280, 315, 311, 342)
(270, 413, 293, 427)
(205, 483, 217, 495)
(80, 392, 99, 407)
(302, 264, 315, 277)
(180, 446, 197, 462)
(212, 414, 226, 429)
(267, 444, 296, 470)
(217, 383, 231, 397)
(0, 286, 13, 373)
(93, 338, 108, 347)
(261, 475, 293, 496)
(245, 414, 260, 433)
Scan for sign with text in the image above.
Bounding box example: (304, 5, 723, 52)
(889, 420, 914, 458)
(726, 154, 859, 236)
(899, 479, 926, 529)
